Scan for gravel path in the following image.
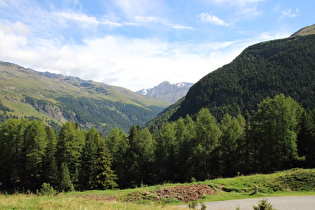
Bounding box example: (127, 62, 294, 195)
(180, 196, 315, 210)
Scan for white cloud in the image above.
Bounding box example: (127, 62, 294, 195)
(280, 9, 300, 18)
(0, 0, 295, 92)
(53, 11, 125, 28)
(0, 22, 244, 91)
(54, 12, 99, 24)
(198, 13, 229, 26)
(135, 16, 195, 30)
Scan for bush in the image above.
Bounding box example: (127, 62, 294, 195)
(37, 183, 57, 196)
(253, 199, 276, 210)
(188, 200, 198, 209)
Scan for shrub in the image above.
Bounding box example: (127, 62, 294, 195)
(38, 183, 57, 196)
(253, 199, 276, 210)
(188, 200, 198, 209)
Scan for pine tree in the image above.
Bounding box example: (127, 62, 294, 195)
(297, 109, 315, 167)
(154, 121, 177, 183)
(105, 127, 129, 188)
(219, 114, 245, 176)
(42, 126, 58, 188)
(79, 127, 117, 190)
(56, 122, 85, 185)
(195, 108, 222, 179)
(22, 120, 48, 190)
(252, 94, 303, 172)
(58, 162, 74, 192)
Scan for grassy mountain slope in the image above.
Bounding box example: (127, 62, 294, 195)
(147, 31, 315, 130)
(0, 61, 168, 133)
(291, 24, 315, 37)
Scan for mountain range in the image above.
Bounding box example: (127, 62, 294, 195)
(0, 62, 168, 134)
(1, 24, 315, 135)
(147, 24, 315, 131)
(137, 81, 193, 103)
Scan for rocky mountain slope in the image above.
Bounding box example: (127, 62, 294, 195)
(0, 61, 168, 134)
(137, 81, 193, 104)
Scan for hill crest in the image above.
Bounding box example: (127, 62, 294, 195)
(290, 24, 315, 37)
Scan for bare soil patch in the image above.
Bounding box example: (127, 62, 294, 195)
(154, 184, 216, 203)
(123, 184, 216, 203)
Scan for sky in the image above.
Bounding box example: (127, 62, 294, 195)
(0, 0, 314, 91)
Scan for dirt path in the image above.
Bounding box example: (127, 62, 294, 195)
(180, 196, 315, 210)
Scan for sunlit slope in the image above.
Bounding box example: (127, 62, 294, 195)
(0, 61, 168, 133)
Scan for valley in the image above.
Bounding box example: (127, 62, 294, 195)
(0, 23, 315, 210)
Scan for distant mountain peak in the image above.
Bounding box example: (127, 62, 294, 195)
(137, 81, 193, 104)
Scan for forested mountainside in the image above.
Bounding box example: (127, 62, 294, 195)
(147, 32, 315, 132)
(137, 81, 193, 104)
(0, 61, 168, 134)
(2, 93, 315, 192)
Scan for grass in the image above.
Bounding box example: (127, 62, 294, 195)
(0, 194, 182, 210)
(1, 168, 315, 209)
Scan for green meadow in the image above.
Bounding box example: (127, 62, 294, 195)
(1, 168, 315, 209)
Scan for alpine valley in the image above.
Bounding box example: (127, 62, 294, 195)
(0, 62, 169, 134)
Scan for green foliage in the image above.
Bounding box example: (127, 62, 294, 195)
(56, 122, 85, 183)
(0, 94, 315, 192)
(0, 119, 117, 193)
(219, 114, 246, 176)
(297, 109, 315, 168)
(253, 199, 276, 210)
(58, 162, 74, 192)
(37, 183, 57, 196)
(252, 94, 303, 172)
(273, 169, 315, 191)
(188, 200, 198, 209)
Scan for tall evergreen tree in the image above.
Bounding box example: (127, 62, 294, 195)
(297, 109, 315, 167)
(56, 122, 85, 185)
(195, 108, 222, 179)
(252, 94, 303, 172)
(105, 127, 129, 188)
(0, 119, 23, 191)
(42, 126, 58, 187)
(175, 116, 197, 182)
(58, 162, 74, 192)
(154, 121, 177, 183)
(80, 127, 117, 190)
(219, 114, 245, 176)
(21, 120, 47, 190)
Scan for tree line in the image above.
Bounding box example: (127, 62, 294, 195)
(0, 94, 315, 192)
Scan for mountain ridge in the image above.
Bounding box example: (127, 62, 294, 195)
(0, 61, 168, 134)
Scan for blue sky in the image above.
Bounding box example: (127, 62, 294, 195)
(0, 0, 313, 91)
